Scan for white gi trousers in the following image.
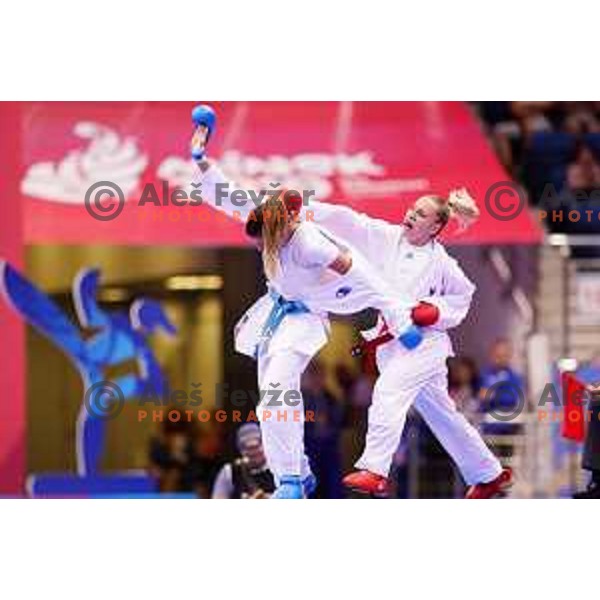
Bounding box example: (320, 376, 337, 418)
(253, 311, 327, 484)
(355, 338, 503, 485)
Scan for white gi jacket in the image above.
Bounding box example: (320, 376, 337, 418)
(309, 201, 476, 360)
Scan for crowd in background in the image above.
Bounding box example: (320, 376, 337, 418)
(147, 338, 525, 499)
(475, 101, 600, 236)
(148, 415, 224, 498)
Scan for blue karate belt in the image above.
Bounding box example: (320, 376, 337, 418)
(255, 291, 310, 358)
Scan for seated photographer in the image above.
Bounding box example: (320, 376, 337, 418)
(212, 423, 276, 499)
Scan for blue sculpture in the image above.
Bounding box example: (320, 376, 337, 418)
(0, 262, 177, 496)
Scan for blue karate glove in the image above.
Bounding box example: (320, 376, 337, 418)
(398, 324, 423, 350)
(191, 104, 216, 160)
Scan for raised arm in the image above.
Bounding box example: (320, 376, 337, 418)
(307, 201, 400, 270)
(194, 154, 400, 258)
(193, 159, 259, 223)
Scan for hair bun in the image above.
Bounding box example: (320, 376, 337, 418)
(446, 188, 479, 229)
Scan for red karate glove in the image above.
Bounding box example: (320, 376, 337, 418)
(410, 301, 440, 327)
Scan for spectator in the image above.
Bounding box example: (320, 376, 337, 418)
(566, 143, 600, 194)
(183, 424, 224, 498)
(479, 338, 525, 434)
(211, 423, 275, 499)
(303, 361, 345, 498)
(573, 381, 600, 498)
(486, 101, 553, 174)
(148, 408, 195, 493)
(335, 363, 374, 429)
(571, 360, 600, 499)
(563, 103, 600, 135)
(448, 356, 481, 427)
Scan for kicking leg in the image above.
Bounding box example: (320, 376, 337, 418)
(415, 370, 506, 489)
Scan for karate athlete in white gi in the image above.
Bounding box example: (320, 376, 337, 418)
(309, 191, 513, 499)
(189, 106, 422, 499)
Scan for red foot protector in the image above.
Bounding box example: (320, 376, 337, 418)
(343, 470, 390, 496)
(465, 467, 513, 499)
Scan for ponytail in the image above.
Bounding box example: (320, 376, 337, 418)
(426, 188, 479, 235)
(446, 188, 479, 230)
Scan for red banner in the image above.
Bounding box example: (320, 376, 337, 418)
(22, 102, 543, 246)
(0, 103, 25, 493)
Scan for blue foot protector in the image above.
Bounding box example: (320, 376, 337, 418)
(271, 475, 304, 499)
(302, 473, 317, 498)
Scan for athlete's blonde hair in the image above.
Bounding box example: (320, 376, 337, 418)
(423, 188, 480, 233)
(259, 190, 302, 279)
(261, 195, 288, 279)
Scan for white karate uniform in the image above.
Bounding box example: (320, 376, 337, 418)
(309, 202, 503, 484)
(195, 165, 414, 483)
